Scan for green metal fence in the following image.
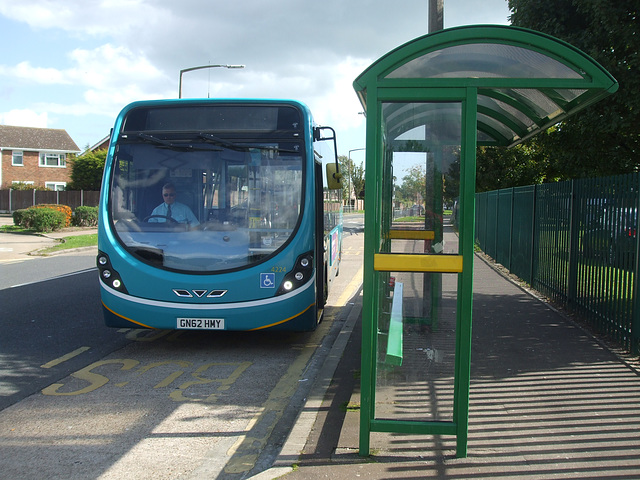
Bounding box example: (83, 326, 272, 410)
(476, 173, 640, 354)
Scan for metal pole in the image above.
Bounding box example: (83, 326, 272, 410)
(348, 148, 365, 209)
(178, 64, 245, 98)
(429, 0, 444, 33)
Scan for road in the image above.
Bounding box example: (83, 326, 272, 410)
(0, 251, 97, 290)
(0, 213, 364, 479)
(0, 267, 130, 410)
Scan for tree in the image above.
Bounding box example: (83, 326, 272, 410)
(508, 0, 640, 177)
(443, 158, 460, 203)
(395, 164, 426, 207)
(338, 155, 365, 203)
(475, 132, 554, 191)
(352, 162, 365, 199)
(69, 150, 106, 190)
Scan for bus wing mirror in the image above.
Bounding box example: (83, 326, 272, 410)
(326, 163, 342, 190)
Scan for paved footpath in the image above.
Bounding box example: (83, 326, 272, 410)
(259, 252, 640, 479)
(0, 213, 97, 261)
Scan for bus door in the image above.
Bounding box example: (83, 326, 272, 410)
(315, 160, 326, 312)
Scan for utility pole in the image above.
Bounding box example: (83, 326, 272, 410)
(429, 0, 444, 33)
(426, 0, 444, 327)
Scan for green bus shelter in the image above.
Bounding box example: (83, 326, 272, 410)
(352, 25, 617, 458)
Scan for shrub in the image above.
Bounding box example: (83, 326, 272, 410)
(69, 150, 106, 190)
(16, 207, 66, 232)
(72, 206, 99, 227)
(33, 204, 72, 227)
(31, 209, 66, 232)
(12, 209, 30, 227)
(10, 182, 48, 191)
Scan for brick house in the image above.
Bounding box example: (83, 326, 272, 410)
(0, 125, 81, 190)
(85, 134, 110, 153)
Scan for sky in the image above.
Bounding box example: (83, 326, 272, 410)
(0, 0, 510, 161)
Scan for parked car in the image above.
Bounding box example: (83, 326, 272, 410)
(582, 207, 637, 268)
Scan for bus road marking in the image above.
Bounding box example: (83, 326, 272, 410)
(223, 319, 331, 474)
(335, 265, 363, 307)
(226, 413, 262, 457)
(40, 346, 91, 369)
(41, 358, 251, 400)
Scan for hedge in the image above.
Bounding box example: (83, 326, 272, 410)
(72, 206, 99, 227)
(33, 204, 72, 227)
(14, 207, 67, 232)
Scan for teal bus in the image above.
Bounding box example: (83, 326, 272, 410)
(97, 99, 342, 331)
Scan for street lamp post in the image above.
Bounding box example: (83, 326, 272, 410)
(348, 147, 365, 209)
(178, 64, 245, 98)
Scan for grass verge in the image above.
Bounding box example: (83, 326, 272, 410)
(38, 234, 98, 254)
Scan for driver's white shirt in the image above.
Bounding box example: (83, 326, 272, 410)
(149, 201, 200, 226)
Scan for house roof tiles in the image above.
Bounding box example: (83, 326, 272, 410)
(0, 125, 80, 152)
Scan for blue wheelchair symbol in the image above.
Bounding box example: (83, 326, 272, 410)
(260, 273, 276, 288)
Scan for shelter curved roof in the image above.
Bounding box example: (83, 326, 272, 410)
(353, 25, 618, 146)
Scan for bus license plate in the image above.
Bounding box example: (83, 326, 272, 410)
(177, 318, 224, 330)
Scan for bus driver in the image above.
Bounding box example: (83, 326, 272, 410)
(149, 183, 200, 226)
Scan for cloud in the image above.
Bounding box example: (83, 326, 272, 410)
(0, 109, 48, 127)
(0, 0, 430, 71)
(0, 42, 172, 118)
(0, 61, 70, 85)
(302, 57, 370, 131)
(67, 44, 168, 90)
(0, 0, 510, 148)
(0, 0, 171, 38)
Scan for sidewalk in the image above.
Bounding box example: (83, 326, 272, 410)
(257, 252, 640, 479)
(0, 213, 97, 261)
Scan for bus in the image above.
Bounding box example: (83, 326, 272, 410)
(96, 99, 343, 331)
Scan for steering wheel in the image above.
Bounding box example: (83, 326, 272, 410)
(143, 214, 179, 223)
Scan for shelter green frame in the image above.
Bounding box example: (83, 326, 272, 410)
(353, 25, 617, 458)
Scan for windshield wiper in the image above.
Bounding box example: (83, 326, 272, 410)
(137, 133, 191, 150)
(136, 133, 222, 151)
(198, 133, 301, 154)
(198, 133, 251, 151)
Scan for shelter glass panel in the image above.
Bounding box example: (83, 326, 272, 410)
(502, 88, 562, 119)
(478, 94, 536, 132)
(385, 44, 584, 80)
(375, 101, 462, 422)
(375, 271, 459, 422)
(478, 112, 519, 143)
(381, 102, 461, 255)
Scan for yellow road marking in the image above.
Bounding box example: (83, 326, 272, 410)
(226, 413, 262, 457)
(42, 359, 139, 396)
(40, 346, 90, 369)
(223, 319, 332, 474)
(335, 265, 363, 306)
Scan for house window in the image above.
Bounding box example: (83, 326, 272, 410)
(39, 152, 66, 167)
(45, 182, 66, 191)
(12, 151, 23, 166)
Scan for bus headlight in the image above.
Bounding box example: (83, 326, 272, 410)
(96, 251, 129, 293)
(276, 251, 313, 296)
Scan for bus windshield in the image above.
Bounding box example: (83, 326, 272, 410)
(109, 137, 304, 273)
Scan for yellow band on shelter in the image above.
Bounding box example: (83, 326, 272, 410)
(374, 253, 463, 273)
